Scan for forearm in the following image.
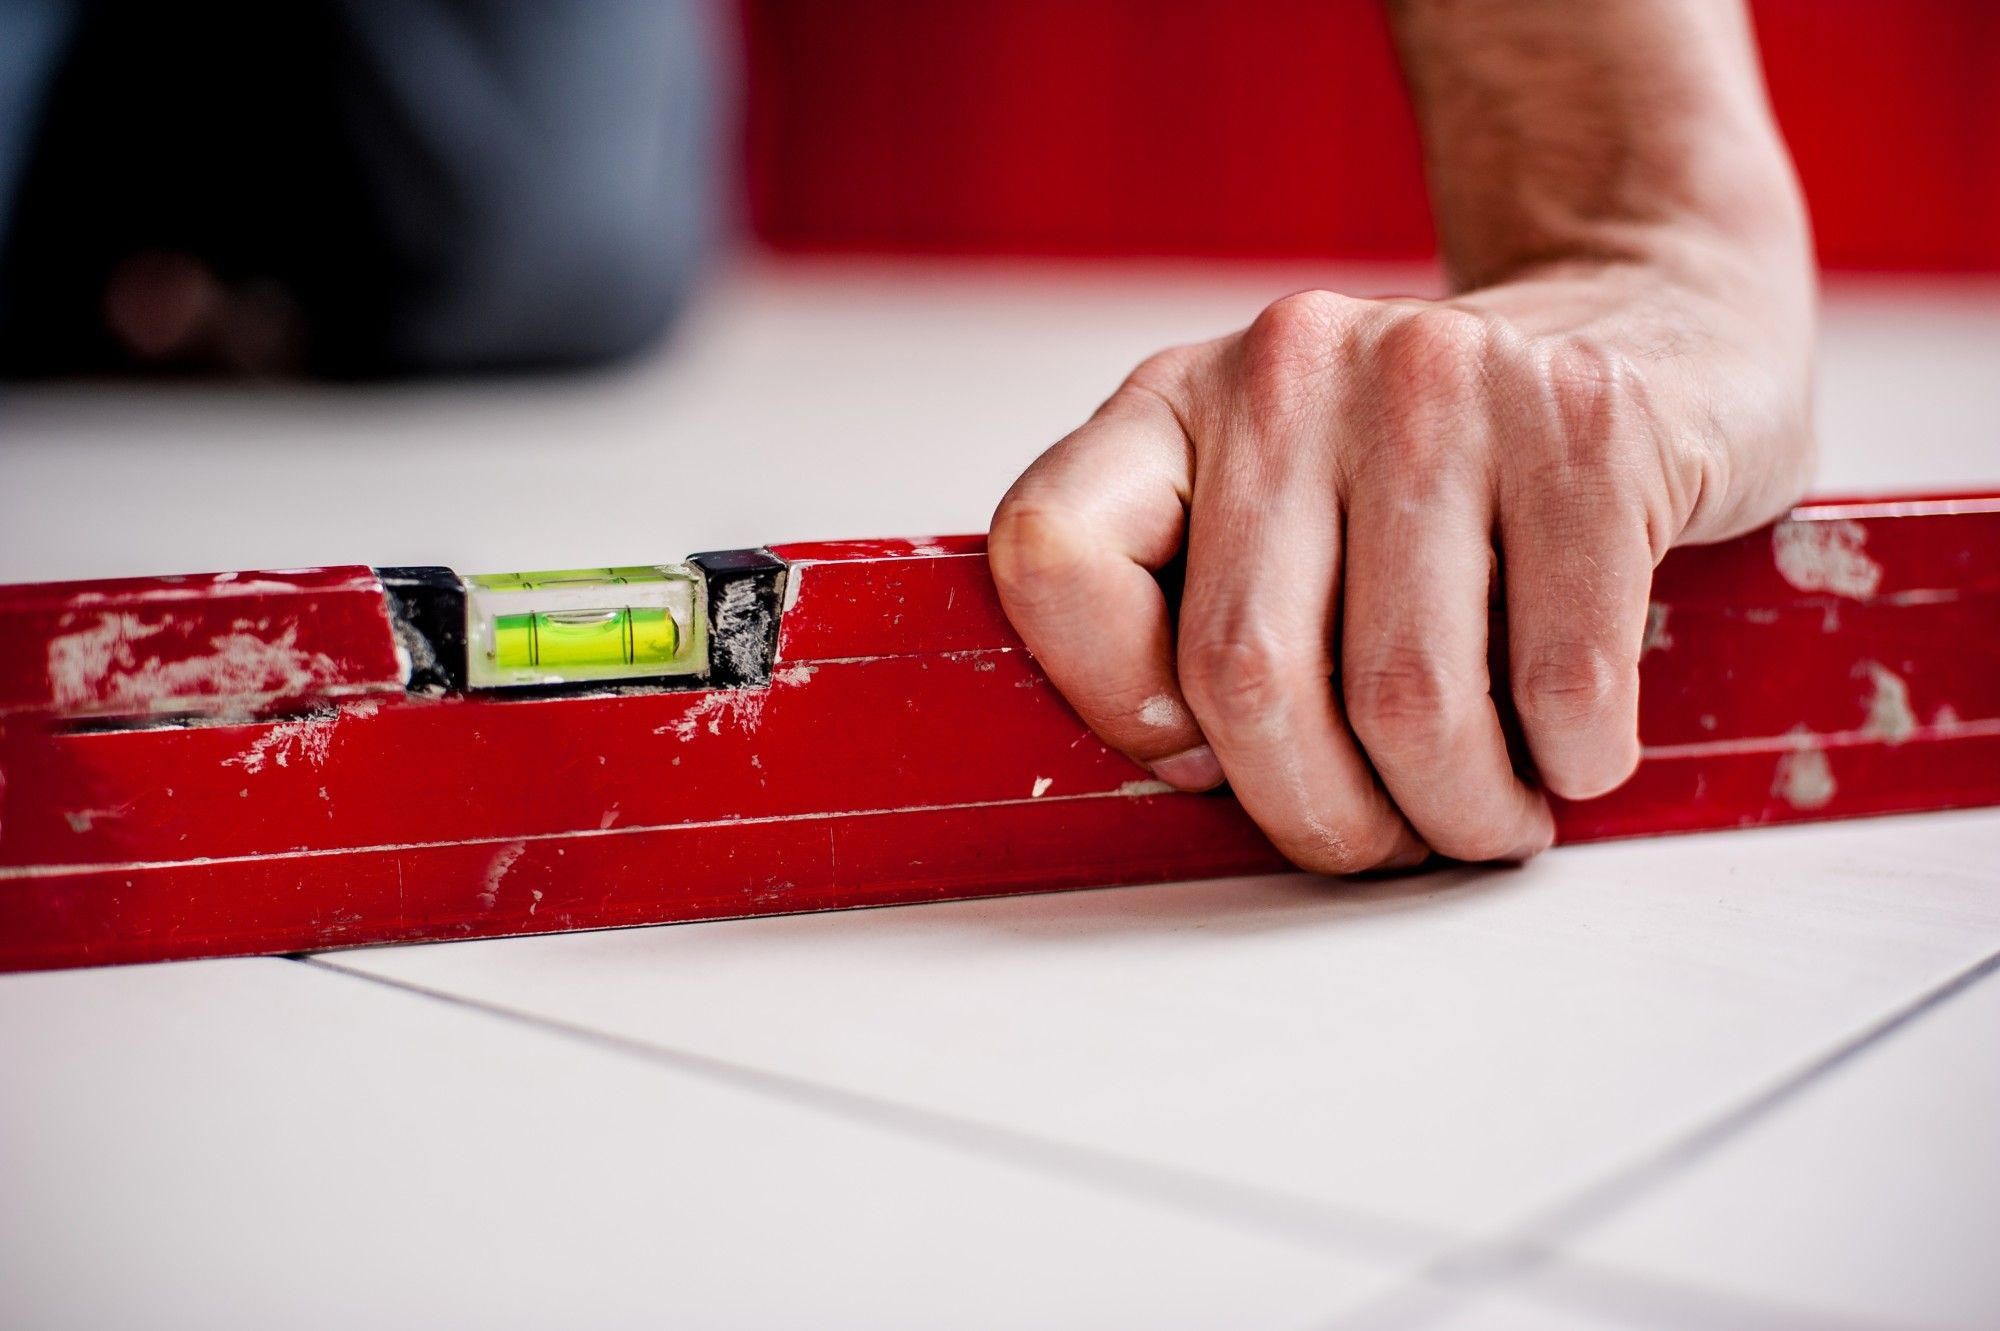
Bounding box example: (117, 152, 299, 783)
(1385, 0, 1811, 307)
(1388, 0, 1816, 539)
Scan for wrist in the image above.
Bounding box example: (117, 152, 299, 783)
(1446, 240, 1816, 545)
(1462, 214, 1816, 372)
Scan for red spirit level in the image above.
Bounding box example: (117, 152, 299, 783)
(3, 495, 1997, 973)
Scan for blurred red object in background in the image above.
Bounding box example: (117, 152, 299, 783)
(742, 0, 2000, 271)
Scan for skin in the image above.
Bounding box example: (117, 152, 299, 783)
(988, 0, 1816, 872)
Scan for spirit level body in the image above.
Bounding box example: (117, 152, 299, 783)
(2, 497, 1996, 972)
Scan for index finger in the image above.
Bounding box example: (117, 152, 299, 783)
(988, 385, 1220, 788)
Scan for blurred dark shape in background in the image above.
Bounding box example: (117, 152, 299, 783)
(0, 0, 718, 377)
(1, 0, 1993, 380)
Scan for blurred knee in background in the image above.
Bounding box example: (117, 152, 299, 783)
(0, 0, 721, 378)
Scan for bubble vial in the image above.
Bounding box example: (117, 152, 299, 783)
(464, 566, 707, 688)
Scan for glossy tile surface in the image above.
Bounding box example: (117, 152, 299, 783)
(334, 811, 2000, 1238)
(1560, 961, 2000, 1330)
(0, 958, 1395, 1330)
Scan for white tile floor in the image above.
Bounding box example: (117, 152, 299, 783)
(2, 258, 1997, 1329)
(0, 959, 1396, 1331)
(326, 812, 2000, 1239)
(1562, 957, 2000, 1330)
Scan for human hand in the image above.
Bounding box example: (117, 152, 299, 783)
(988, 262, 1813, 872)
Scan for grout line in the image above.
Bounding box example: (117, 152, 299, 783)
(1312, 1256, 1901, 1331)
(1317, 946, 2000, 1331)
(293, 953, 1448, 1269)
(1493, 1252, 1906, 1331)
(294, 942, 1999, 1331)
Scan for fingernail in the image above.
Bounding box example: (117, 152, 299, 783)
(1150, 744, 1223, 791)
(1383, 846, 1431, 871)
(1503, 832, 1555, 863)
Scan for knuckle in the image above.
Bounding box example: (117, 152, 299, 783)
(987, 499, 1089, 613)
(1540, 334, 1633, 398)
(1123, 344, 1203, 403)
(1533, 336, 1650, 469)
(1178, 630, 1295, 730)
(1343, 649, 1469, 754)
(1517, 646, 1626, 729)
(1281, 811, 1404, 877)
(1234, 290, 1353, 412)
(1248, 289, 1351, 348)
(1373, 305, 1497, 396)
(1354, 308, 1508, 475)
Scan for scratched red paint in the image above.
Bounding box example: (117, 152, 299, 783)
(0, 565, 404, 718)
(0, 497, 1994, 972)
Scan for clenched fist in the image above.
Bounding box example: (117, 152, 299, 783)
(988, 2, 1815, 873)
